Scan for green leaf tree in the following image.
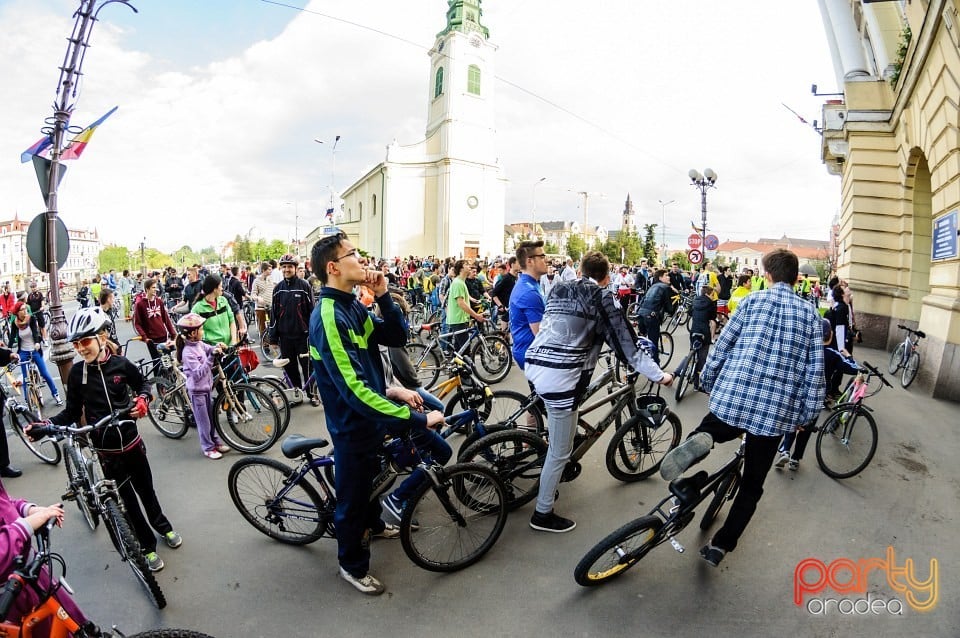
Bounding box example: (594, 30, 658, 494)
(669, 251, 691, 270)
(97, 245, 130, 273)
(641, 224, 658, 263)
(544, 241, 559, 255)
(566, 234, 588, 261)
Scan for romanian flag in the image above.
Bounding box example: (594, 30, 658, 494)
(20, 135, 53, 163)
(691, 220, 704, 233)
(60, 106, 118, 160)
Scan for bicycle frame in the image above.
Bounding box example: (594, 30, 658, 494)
(569, 370, 655, 463)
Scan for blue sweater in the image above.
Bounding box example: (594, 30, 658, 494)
(309, 287, 426, 445)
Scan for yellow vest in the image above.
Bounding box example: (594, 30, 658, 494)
(728, 286, 751, 314)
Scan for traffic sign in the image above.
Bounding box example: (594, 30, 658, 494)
(704, 234, 719, 251)
(688, 249, 703, 265)
(687, 234, 702, 249)
(26, 214, 69, 273)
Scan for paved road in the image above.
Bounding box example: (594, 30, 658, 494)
(7, 315, 957, 637)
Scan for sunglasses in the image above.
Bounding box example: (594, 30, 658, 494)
(72, 336, 99, 349)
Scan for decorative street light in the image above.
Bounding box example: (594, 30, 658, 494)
(688, 168, 718, 264)
(531, 177, 547, 239)
(658, 198, 675, 266)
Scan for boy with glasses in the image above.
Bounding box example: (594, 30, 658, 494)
(509, 240, 548, 369)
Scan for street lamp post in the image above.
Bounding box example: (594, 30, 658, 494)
(531, 177, 546, 239)
(658, 198, 675, 266)
(315, 136, 341, 224)
(285, 202, 299, 257)
(140, 237, 146, 275)
(687, 168, 718, 266)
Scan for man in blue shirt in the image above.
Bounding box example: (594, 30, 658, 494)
(508, 240, 548, 369)
(660, 248, 824, 568)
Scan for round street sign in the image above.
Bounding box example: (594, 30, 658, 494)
(704, 234, 720, 251)
(688, 249, 703, 265)
(687, 234, 702, 249)
(26, 214, 69, 273)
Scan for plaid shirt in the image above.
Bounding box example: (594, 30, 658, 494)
(700, 282, 824, 436)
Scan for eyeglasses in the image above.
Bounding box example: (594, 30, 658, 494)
(530, 253, 546, 259)
(72, 336, 98, 349)
(331, 248, 360, 263)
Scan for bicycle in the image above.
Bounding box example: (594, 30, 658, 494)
(574, 437, 745, 586)
(813, 361, 891, 479)
(209, 349, 283, 453)
(459, 368, 682, 510)
(30, 412, 166, 608)
(663, 291, 693, 335)
(0, 520, 213, 637)
(265, 352, 320, 410)
(888, 324, 925, 388)
(673, 332, 707, 403)
(21, 359, 46, 419)
(405, 321, 512, 388)
(227, 418, 508, 572)
(0, 378, 60, 466)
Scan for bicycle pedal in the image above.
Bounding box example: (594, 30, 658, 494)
(62, 489, 78, 501)
(670, 538, 685, 553)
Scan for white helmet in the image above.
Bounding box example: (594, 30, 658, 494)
(68, 307, 111, 342)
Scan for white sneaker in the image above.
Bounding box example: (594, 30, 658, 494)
(338, 566, 385, 596)
(774, 451, 790, 469)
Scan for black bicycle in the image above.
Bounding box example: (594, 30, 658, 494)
(574, 437, 744, 586)
(673, 332, 706, 402)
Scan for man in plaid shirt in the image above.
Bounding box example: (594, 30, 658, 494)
(660, 248, 824, 567)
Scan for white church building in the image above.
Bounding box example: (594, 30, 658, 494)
(336, 0, 506, 260)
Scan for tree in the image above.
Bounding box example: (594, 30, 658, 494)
(232, 234, 254, 263)
(670, 251, 691, 271)
(641, 224, 658, 263)
(566, 234, 588, 261)
(98, 245, 131, 273)
(544, 241, 560, 255)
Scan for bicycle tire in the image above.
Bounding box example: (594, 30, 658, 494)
(469, 335, 513, 385)
(102, 497, 166, 609)
(64, 445, 99, 531)
(699, 469, 740, 531)
(126, 631, 215, 638)
(227, 456, 330, 544)
(405, 342, 442, 389)
(901, 351, 919, 388)
(674, 354, 693, 402)
(247, 375, 292, 434)
(260, 338, 279, 361)
(213, 383, 281, 453)
(400, 462, 507, 572)
(605, 412, 682, 482)
(888, 342, 905, 374)
(658, 331, 674, 368)
(574, 515, 663, 586)
(146, 378, 191, 439)
(457, 429, 547, 511)
(815, 405, 878, 479)
(9, 407, 60, 464)
(26, 382, 43, 419)
(445, 389, 543, 436)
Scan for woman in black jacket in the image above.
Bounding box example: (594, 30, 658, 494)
(7, 302, 62, 407)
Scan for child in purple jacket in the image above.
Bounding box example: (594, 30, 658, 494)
(175, 314, 230, 459)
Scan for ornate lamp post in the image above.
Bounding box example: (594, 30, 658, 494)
(35, 0, 137, 382)
(687, 168, 718, 264)
(658, 198, 675, 266)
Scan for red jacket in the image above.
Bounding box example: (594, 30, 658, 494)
(133, 295, 176, 341)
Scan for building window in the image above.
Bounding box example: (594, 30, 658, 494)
(435, 67, 444, 98)
(372, 194, 377, 216)
(467, 65, 481, 95)
(358, 202, 363, 220)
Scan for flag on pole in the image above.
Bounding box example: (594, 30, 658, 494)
(60, 106, 118, 160)
(20, 136, 53, 163)
(325, 208, 334, 222)
(691, 220, 704, 233)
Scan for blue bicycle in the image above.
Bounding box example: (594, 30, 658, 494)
(226, 410, 508, 572)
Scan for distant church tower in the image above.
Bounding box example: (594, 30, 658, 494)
(621, 194, 637, 236)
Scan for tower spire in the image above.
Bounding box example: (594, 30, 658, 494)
(438, 0, 489, 39)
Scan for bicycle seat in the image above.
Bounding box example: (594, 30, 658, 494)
(668, 471, 708, 507)
(280, 434, 330, 459)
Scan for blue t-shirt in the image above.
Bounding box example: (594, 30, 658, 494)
(509, 273, 545, 369)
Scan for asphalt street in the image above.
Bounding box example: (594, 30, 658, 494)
(7, 310, 957, 638)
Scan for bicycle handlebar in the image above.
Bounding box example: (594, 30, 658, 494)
(0, 519, 55, 621)
(860, 361, 893, 388)
(896, 324, 926, 339)
(28, 409, 132, 440)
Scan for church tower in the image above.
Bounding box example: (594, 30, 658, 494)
(622, 194, 637, 236)
(423, 0, 505, 258)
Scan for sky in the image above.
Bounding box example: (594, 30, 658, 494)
(0, 0, 842, 255)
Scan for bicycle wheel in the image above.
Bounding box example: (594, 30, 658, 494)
(457, 429, 547, 511)
(9, 407, 60, 465)
(400, 462, 507, 572)
(127, 631, 215, 638)
(605, 412, 682, 482)
(213, 384, 281, 453)
(102, 497, 166, 609)
(901, 351, 919, 388)
(658, 332, 674, 368)
(470, 335, 513, 385)
(26, 383, 43, 419)
(63, 445, 99, 531)
(445, 389, 543, 436)
(574, 515, 663, 586)
(700, 469, 741, 531)
(260, 338, 279, 361)
(247, 376, 292, 434)
(815, 405, 878, 479)
(888, 342, 905, 374)
(227, 456, 330, 544)
(674, 354, 694, 402)
(405, 342, 442, 389)
(147, 378, 191, 439)
(665, 310, 682, 335)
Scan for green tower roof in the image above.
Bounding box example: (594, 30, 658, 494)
(437, 0, 489, 39)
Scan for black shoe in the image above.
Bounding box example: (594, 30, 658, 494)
(0, 466, 22, 478)
(699, 543, 726, 567)
(529, 510, 576, 533)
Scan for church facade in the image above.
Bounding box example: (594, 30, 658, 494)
(336, 0, 507, 260)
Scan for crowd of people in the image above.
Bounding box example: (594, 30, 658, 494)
(0, 238, 862, 617)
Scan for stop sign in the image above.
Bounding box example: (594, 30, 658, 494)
(687, 234, 702, 249)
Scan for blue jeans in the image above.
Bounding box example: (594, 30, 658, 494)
(19, 350, 60, 402)
(387, 426, 452, 504)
